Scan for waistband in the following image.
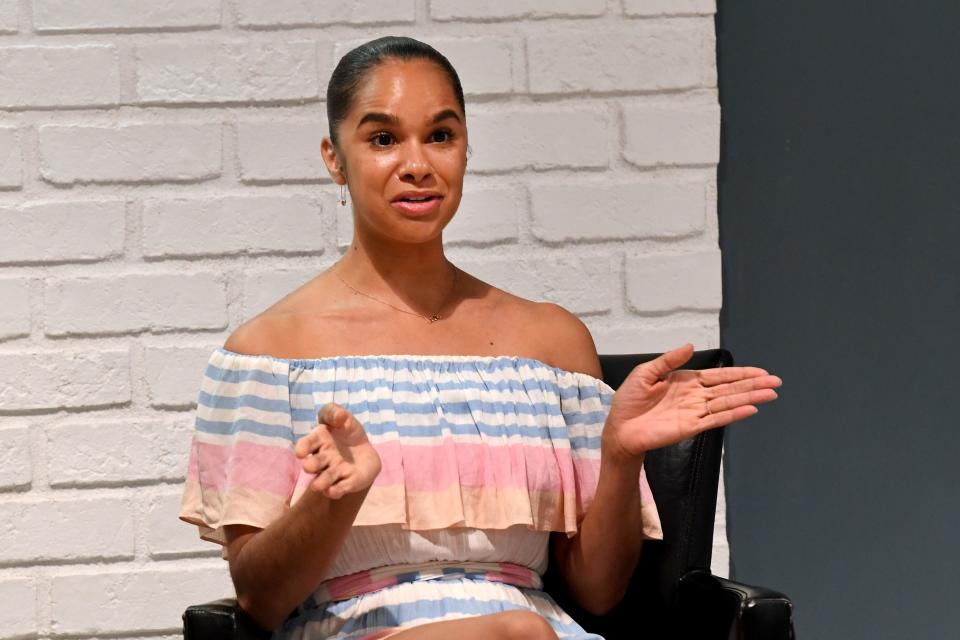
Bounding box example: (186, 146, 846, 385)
(313, 561, 543, 604)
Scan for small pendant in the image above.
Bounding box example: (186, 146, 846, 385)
(428, 314, 442, 323)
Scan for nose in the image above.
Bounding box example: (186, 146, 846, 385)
(397, 141, 433, 183)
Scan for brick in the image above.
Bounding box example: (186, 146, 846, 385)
(592, 323, 718, 354)
(142, 195, 324, 258)
(238, 0, 415, 26)
(0, 278, 29, 340)
(135, 42, 318, 103)
(530, 179, 707, 243)
(337, 204, 353, 248)
(51, 563, 233, 634)
(0, 349, 130, 411)
(625, 250, 722, 312)
(47, 420, 191, 487)
(467, 108, 610, 173)
(0, 127, 21, 188)
(38, 123, 221, 185)
(431, 0, 604, 21)
(461, 257, 612, 314)
(623, 98, 720, 167)
(237, 118, 330, 183)
(45, 273, 227, 336)
(0, 45, 120, 107)
(0, 576, 36, 636)
(528, 22, 714, 93)
(0, 496, 134, 564)
(333, 36, 516, 96)
(445, 186, 522, 245)
(0, 0, 18, 33)
(242, 268, 321, 321)
(0, 200, 125, 265)
(0, 423, 31, 490)
(33, 0, 219, 32)
(143, 345, 217, 407)
(624, 0, 716, 16)
(143, 491, 217, 557)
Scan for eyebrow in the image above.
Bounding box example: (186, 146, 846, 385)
(356, 109, 462, 129)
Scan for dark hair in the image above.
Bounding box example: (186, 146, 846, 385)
(326, 36, 466, 147)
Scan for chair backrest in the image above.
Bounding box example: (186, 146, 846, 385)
(541, 348, 732, 638)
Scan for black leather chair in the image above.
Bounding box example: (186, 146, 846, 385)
(183, 349, 795, 639)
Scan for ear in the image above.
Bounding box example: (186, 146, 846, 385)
(320, 137, 347, 185)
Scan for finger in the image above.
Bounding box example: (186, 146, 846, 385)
(302, 449, 333, 474)
(639, 343, 695, 384)
(296, 423, 332, 459)
(698, 366, 771, 387)
(311, 466, 339, 494)
(318, 402, 346, 428)
(708, 375, 783, 398)
(325, 478, 349, 500)
(699, 404, 759, 431)
(708, 389, 778, 414)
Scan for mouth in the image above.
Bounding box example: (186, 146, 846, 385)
(391, 194, 443, 216)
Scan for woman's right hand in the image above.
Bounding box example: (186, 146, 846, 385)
(295, 403, 382, 500)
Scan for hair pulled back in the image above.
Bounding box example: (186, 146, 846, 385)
(326, 36, 466, 147)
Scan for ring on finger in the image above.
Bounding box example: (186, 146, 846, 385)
(705, 399, 713, 415)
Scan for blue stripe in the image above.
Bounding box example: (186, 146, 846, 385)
(219, 347, 583, 375)
(197, 407, 602, 449)
(204, 362, 285, 386)
(195, 416, 294, 441)
(198, 390, 289, 413)
(286, 586, 598, 638)
(286, 396, 565, 419)
(288, 377, 544, 396)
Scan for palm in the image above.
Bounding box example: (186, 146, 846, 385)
(603, 344, 782, 460)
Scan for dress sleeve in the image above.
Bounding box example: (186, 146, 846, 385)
(560, 371, 663, 541)
(178, 349, 299, 553)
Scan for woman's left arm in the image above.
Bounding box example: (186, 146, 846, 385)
(551, 448, 647, 615)
(549, 334, 782, 615)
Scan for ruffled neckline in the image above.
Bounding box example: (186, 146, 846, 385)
(216, 347, 614, 392)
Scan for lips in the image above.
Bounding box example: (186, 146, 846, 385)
(391, 192, 443, 216)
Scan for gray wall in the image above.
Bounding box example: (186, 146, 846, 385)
(718, 2, 960, 639)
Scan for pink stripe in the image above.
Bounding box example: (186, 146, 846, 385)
(189, 439, 298, 496)
(394, 441, 578, 492)
(317, 562, 540, 603)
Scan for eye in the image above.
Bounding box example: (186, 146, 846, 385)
(370, 132, 394, 147)
(430, 129, 454, 143)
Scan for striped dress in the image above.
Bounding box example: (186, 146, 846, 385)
(179, 348, 663, 640)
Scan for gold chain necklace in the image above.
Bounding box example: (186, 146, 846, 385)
(335, 263, 459, 323)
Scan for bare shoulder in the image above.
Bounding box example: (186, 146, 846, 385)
(222, 313, 298, 357)
(528, 301, 603, 379)
(222, 272, 336, 357)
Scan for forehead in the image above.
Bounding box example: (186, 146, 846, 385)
(347, 58, 462, 124)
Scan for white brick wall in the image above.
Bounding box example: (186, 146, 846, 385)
(0, 2, 725, 636)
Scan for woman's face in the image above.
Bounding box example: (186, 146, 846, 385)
(322, 58, 468, 245)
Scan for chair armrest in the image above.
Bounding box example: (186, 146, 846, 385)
(183, 598, 272, 640)
(678, 569, 795, 640)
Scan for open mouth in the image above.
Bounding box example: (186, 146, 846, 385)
(391, 193, 443, 216)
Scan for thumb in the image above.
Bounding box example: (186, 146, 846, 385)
(639, 343, 694, 384)
(318, 402, 350, 430)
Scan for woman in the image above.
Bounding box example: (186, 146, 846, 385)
(179, 36, 782, 640)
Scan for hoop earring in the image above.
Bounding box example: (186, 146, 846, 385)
(339, 184, 347, 207)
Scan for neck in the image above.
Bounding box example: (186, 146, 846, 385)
(335, 225, 456, 315)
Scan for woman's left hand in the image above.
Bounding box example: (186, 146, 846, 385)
(602, 343, 783, 463)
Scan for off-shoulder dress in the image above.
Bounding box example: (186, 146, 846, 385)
(179, 348, 663, 640)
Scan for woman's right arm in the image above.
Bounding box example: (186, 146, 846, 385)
(224, 488, 367, 630)
(224, 403, 383, 631)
